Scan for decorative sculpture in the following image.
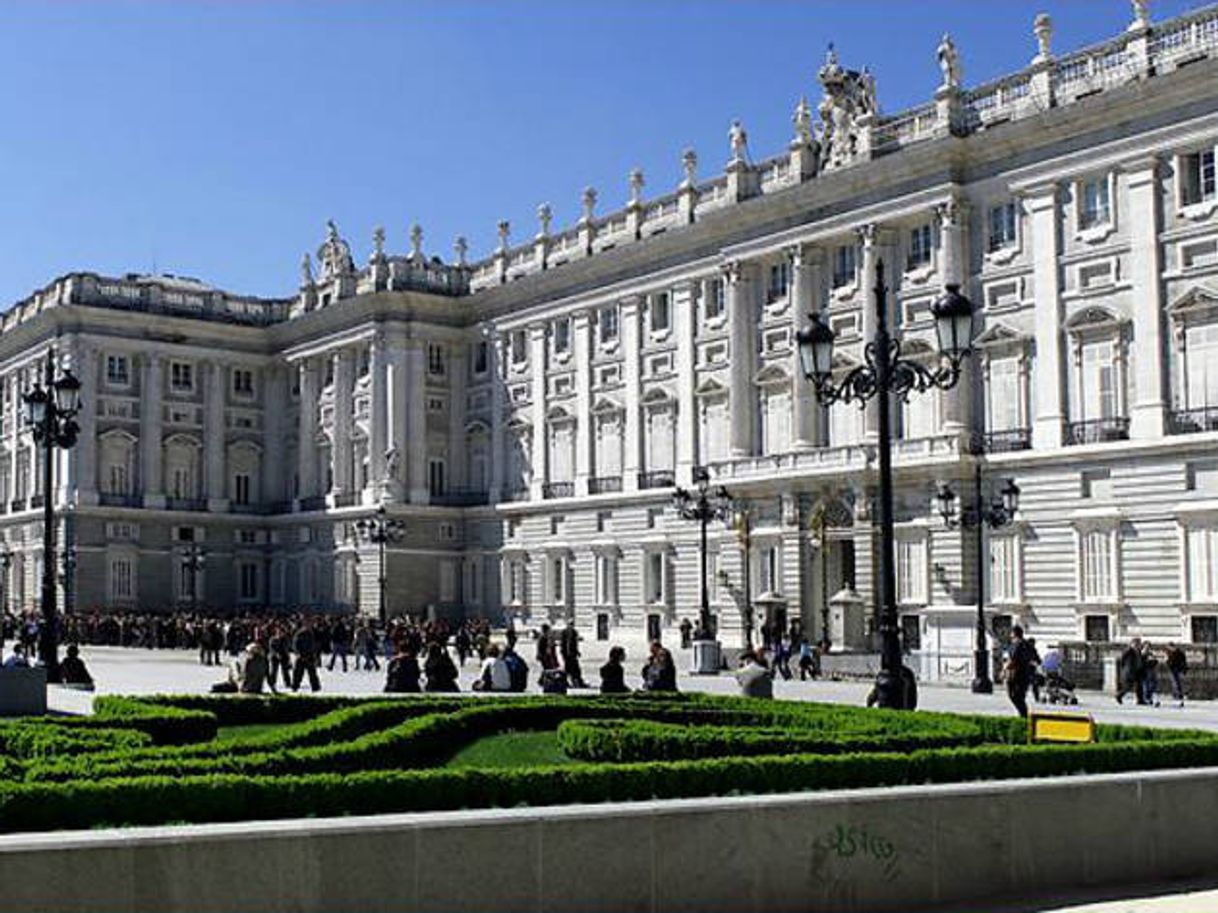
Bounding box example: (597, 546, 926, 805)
(816, 44, 878, 172)
(728, 119, 749, 164)
(628, 168, 644, 204)
(536, 203, 552, 238)
(372, 226, 386, 261)
(384, 447, 400, 481)
(681, 148, 698, 187)
(453, 236, 468, 266)
(1130, 0, 1150, 30)
(792, 96, 814, 146)
(580, 187, 597, 224)
(300, 252, 314, 287)
(316, 220, 355, 279)
(937, 33, 961, 89)
(409, 223, 424, 261)
(1034, 13, 1053, 61)
(496, 220, 511, 253)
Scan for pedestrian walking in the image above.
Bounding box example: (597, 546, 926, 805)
(291, 621, 322, 692)
(1003, 625, 1036, 717)
(1166, 643, 1187, 707)
(1116, 637, 1145, 704)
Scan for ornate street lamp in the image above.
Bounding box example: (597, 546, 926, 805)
(936, 467, 1020, 694)
(672, 466, 733, 671)
(356, 505, 405, 625)
(0, 541, 12, 651)
(22, 349, 80, 682)
(796, 264, 975, 709)
(59, 545, 77, 617)
(181, 544, 206, 614)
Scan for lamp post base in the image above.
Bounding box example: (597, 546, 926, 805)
(972, 649, 994, 694)
(690, 638, 721, 675)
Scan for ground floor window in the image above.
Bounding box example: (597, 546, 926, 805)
(647, 613, 662, 643)
(1191, 615, 1218, 644)
(109, 557, 133, 602)
(900, 613, 921, 651)
(596, 612, 610, 641)
(1084, 614, 1110, 643)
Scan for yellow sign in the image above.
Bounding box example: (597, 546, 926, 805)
(1028, 711, 1095, 744)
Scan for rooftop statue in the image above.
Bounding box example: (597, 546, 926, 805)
(300, 252, 314, 288)
(317, 220, 355, 280)
(816, 44, 877, 172)
(728, 119, 749, 164)
(937, 33, 961, 90)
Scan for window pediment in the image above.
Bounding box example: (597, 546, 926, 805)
(974, 321, 1030, 351)
(1065, 305, 1126, 338)
(694, 376, 728, 398)
(752, 364, 790, 387)
(1167, 286, 1218, 326)
(465, 419, 491, 436)
(640, 386, 675, 406)
(591, 396, 624, 415)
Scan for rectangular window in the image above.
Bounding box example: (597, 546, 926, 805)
(1192, 616, 1218, 644)
(596, 554, 618, 605)
(1081, 341, 1117, 421)
(908, 224, 934, 269)
(510, 330, 527, 365)
(553, 317, 571, 355)
(239, 563, 258, 601)
(900, 614, 922, 651)
(169, 362, 193, 393)
(705, 278, 725, 320)
(832, 245, 856, 289)
(990, 535, 1020, 603)
(896, 537, 927, 605)
(759, 545, 779, 595)
(110, 558, 133, 601)
(1080, 529, 1115, 601)
(596, 613, 610, 641)
(549, 556, 567, 605)
(767, 261, 790, 303)
(1080, 176, 1111, 229)
(1187, 525, 1218, 603)
(473, 341, 488, 375)
(1084, 614, 1110, 643)
(428, 458, 446, 497)
(1182, 150, 1217, 206)
(106, 355, 130, 386)
(232, 369, 254, 396)
(107, 464, 129, 496)
(1186, 323, 1218, 410)
(645, 551, 665, 604)
(233, 473, 251, 506)
(988, 203, 1018, 252)
(599, 306, 619, 344)
(988, 357, 1022, 432)
(427, 344, 446, 377)
(650, 293, 670, 333)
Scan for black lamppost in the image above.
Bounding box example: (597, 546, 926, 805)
(673, 467, 732, 664)
(935, 466, 1020, 694)
(0, 541, 11, 650)
(796, 262, 975, 709)
(181, 544, 206, 614)
(22, 349, 81, 682)
(356, 505, 405, 625)
(59, 545, 77, 617)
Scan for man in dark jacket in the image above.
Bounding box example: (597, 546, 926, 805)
(1004, 625, 1036, 717)
(1116, 637, 1144, 705)
(291, 622, 322, 692)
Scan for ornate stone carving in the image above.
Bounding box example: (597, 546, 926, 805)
(371, 226, 386, 262)
(628, 168, 644, 205)
(1130, 0, 1150, 31)
(537, 203, 552, 239)
(317, 220, 354, 280)
(816, 45, 877, 172)
(453, 236, 468, 266)
(580, 187, 597, 224)
(792, 96, 814, 146)
(728, 119, 749, 164)
(681, 148, 697, 188)
(496, 220, 511, 253)
(409, 224, 424, 261)
(937, 33, 961, 89)
(1033, 13, 1053, 62)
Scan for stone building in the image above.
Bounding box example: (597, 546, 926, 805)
(3, 2, 1218, 678)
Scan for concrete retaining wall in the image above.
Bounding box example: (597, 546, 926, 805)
(3, 766, 1217, 912)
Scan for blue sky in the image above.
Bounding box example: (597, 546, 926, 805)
(0, 1, 1201, 304)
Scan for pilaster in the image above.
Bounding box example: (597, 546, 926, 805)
(790, 245, 821, 449)
(140, 353, 164, 508)
(573, 311, 593, 495)
(1026, 185, 1066, 449)
(262, 364, 286, 506)
(621, 297, 642, 493)
(489, 335, 506, 502)
(1126, 157, 1166, 439)
(405, 340, 428, 504)
(727, 261, 758, 458)
(938, 197, 971, 433)
(73, 345, 99, 506)
(204, 360, 228, 512)
(673, 281, 697, 485)
(448, 343, 468, 491)
(296, 359, 319, 504)
(368, 332, 389, 501)
(330, 349, 354, 502)
(529, 324, 548, 501)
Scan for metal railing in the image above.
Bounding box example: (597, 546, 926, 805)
(638, 470, 675, 490)
(99, 492, 141, 507)
(1064, 417, 1130, 446)
(983, 428, 1032, 453)
(166, 497, 208, 512)
(542, 482, 574, 500)
(1168, 406, 1218, 435)
(502, 487, 531, 503)
(588, 476, 622, 494)
(432, 489, 490, 507)
(29, 495, 45, 509)
(9, 499, 24, 512)
(298, 495, 327, 512)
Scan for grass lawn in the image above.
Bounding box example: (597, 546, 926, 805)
(444, 730, 574, 768)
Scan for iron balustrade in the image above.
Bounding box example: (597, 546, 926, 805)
(983, 428, 1032, 452)
(542, 482, 574, 500)
(588, 476, 623, 494)
(1064, 417, 1130, 445)
(638, 470, 675, 490)
(1168, 406, 1218, 435)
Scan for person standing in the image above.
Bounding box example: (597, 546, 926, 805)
(1116, 637, 1145, 705)
(734, 649, 775, 699)
(679, 618, 693, 649)
(268, 625, 292, 692)
(559, 623, 586, 688)
(291, 621, 322, 693)
(1166, 643, 1187, 707)
(1003, 625, 1036, 717)
(1140, 641, 1161, 707)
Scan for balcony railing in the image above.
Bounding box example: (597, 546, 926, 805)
(638, 470, 675, 490)
(231, 502, 279, 515)
(9, 499, 24, 512)
(983, 428, 1032, 453)
(298, 495, 327, 512)
(1168, 406, 1218, 435)
(1064, 417, 1130, 446)
(331, 492, 358, 508)
(432, 489, 490, 507)
(588, 476, 622, 494)
(543, 482, 574, 500)
(99, 492, 142, 508)
(166, 497, 208, 512)
(29, 495, 45, 509)
(502, 487, 531, 503)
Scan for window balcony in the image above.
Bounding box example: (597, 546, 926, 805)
(298, 495, 327, 512)
(230, 502, 275, 515)
(166, 497, 208, 512)
(638, 470, 675, 490)
(502, 486, 531, 503)
(1064, 417, 1130, 446)
(543, 482, 574, 500)
(983, 428, 1032, 453)
(99, 492, 142, 508)
(432, 489, 490, 507)
(588, 476, 622, 494)
(1168, 406, 1218, 435)
(29, 495, 45, 509)
(330, 492, 358, 508)
(9, 499, 25, 512)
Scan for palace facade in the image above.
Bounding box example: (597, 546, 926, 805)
(5, 2, 1218, 678)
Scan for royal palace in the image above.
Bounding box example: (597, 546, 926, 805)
(5, 2, 1218, 679)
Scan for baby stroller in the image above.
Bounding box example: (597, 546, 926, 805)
(1041, 670, 1078, 705)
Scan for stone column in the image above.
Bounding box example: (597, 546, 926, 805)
(382, 331, 407, 504)
(140, 353, 164, 507)
(529, 324, 548, 500)
(368, 332, 388, 499)
(790, 244, 821, 450)
(489, 335, 506, 502)
(204, 360, 228, 511)
(8, 374, 20, 507)
(938, 198, 970, 432)
(1026, 184, 1066, 449)
(331, 349, 354, 501)
(262, 365, 286, 506)
(1126, 157, 1166, 440)
(448, 342, 468, 492)
(405, 340, 428, 504)
(727, 261, 758, 457)
(859, 225, 881, 442)
(296, 359, 319, 504)
(573, 311, 593, 495)
(621, 297, 642, 493)
(73, 345, 99, 505)
(673, 280, 697, 484)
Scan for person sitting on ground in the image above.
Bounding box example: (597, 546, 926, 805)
(3, 643, 28, 669)
(475, 644, 512, 692)
(423, 642, 460, 692)
(641, 641, 678, 693)
(385, 645, 421, 693)
(503, 644, 529, 692)
(235, 642, 269, 694)
(734, 648, 775, 699)
(59, 643, 94, 690)
(599, 646, 630, 694)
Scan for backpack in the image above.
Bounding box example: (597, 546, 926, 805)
(540, 668, 568, 695)
(504, 652, 528, 692)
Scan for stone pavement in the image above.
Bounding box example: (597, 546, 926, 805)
(962, 878, 1218, 913)
(44, 643, 1218, 732)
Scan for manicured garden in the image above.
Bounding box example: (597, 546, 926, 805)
(0, 692, 1216, 833)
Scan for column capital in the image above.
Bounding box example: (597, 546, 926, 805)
(1018, 181, 1059, 208)
(620, 294, 643, 314)
(936, 196, 969, 228)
